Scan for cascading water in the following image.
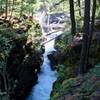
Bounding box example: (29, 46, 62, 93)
(26, 8, 65, 100)
(26, 39, 57, 100)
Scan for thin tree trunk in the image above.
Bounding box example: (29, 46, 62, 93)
(77, 0, 81, 16)
(85, 0, 97, 71)
(31, 10, 33, 17)
(20, 0, 24, 18)
(9, 0, 14, 20)
(3, 65, 10, 100)
(90, 0, 97, 43)
(69, 0, 76, 36)
(8, 0, 11, 12)
(79, 0, 91, 74)
(0, 0, 2, 10)
(5, 0, 8, 18)
(28, 2, 31, 15)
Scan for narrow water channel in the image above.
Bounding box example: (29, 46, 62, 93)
(26, 39, 57, 100)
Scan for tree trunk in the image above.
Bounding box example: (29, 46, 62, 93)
(31, 10, 33, 17)
(69, 0, 76, 36)
(85, 0, 97, 71)
(8, 0, 11, 12)
(20, 0, 24, 18)
(77, 0, 81, 16)
(5, 0, 8, 18)
(9, 0, 14, 20)
(79, 0, 91, 74)
(90, 0, 97, 42)
(0, 0, 3, 10)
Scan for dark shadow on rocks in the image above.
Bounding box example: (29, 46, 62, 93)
(6, 37, 44, 100)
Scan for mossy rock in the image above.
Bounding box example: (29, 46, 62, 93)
(50, 93, 62, 100)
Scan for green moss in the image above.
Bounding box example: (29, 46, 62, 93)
(51, 64, 100, 100)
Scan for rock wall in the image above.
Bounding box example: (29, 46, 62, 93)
(7, 37, 43, 100)
(0, 22, 44, 100)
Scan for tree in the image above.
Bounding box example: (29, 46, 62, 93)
(69, 0, 76, 36)
(84, 0, 97, 72)
(89, 0, 97, 43)
(9, 0, 14, 20)
(8, 0, 11, 12)
(79, 0, 91, 74)
(77, 0, 81, 16)
(0, 0, 3, 10)
(20, 0, 24, 17)
(5, 0, 8, 18)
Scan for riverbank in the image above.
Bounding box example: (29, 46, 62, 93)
(50, 29, 100, 100)
(27, 40, 57, 100)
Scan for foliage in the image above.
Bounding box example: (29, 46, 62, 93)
(55, 31, 72, 52)
(0, 26, 15, 62)
(51, 64, 100, 100)
(0, 0, 100, 99)
(0, 18, 42, 99)
(51, 26, 100, 100)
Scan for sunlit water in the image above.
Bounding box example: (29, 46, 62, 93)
(26, 10, 64, 100)
(26, 39, 57, 100)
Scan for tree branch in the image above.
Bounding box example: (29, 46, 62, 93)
(53, 0, 65, 6)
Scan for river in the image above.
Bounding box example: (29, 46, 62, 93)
(26, 38, 57, 100)
(26, 9, 66, 100)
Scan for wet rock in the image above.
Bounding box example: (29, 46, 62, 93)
(47, 51, 59, 70)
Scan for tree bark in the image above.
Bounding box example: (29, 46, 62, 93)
(79, 0, 91, 74)
(8, 0, 11, 12)
(85, 0, 97, 71)
(5, 0, 8, 18)
(9, 0, 14, 20)
(20, 0, 24, 18)
(77, 0, 81, 16)
(90, 0, 97, 42)
(0, 0, 3, 10)
(69, 0, 76, 36)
